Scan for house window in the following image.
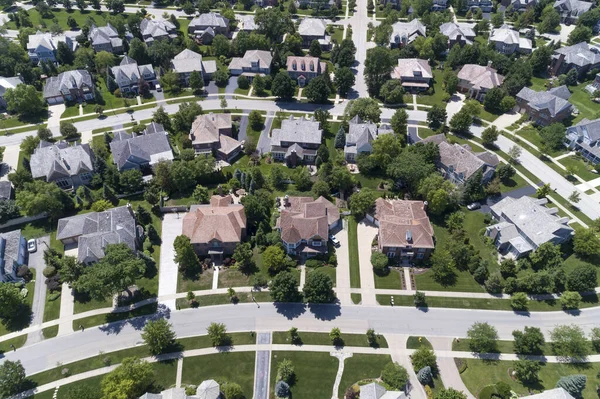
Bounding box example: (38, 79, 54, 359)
(212, 241, 220, 247)
(56, 179, 71, 188)
(313, 240, 322, 247)
(387, 252, 395, 258)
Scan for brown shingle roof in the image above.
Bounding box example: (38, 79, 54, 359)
(277, 196, 339, 243)
(183, 195, 246, 245)
(373, 199, 434, 249)
(189, 113, 232, 145)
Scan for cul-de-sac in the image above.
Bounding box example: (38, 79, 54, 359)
(0, 0, 600, 397)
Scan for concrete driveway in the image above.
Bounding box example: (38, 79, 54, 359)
(159, 213, 184, 310)
(1, 144, 20, 179)
(257, 111, 274, 155)
(493, 112, 521, 130)
(204, 81, 219, 96)
(445, 93, 465, 123)
(356, 219, 378, 306)
(333, 220, 351, 305)
(26, 236, 50, 344)
(47, 104, 65, 137)
(225, 76, 239, 99)
(151, 89, 164, 103)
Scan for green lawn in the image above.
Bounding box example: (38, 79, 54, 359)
(351, 293, 361, 304)
(42, 325, 59, 339)
(182, 352, 255, 397)
(498, 167, 530, 193)
(218, 268, 252, 288)
(452, 338, 553, 355)
(178, 269, 214, 292)
(272, 331, 388, 348)
(176, 291, 272, 309)
(337, 354, 392, 397)
(347, 217, 361, 289)
(61, 105, 81, 119)
(414, 70, 447, 107)
(331, 25, 344, 44)
(43, 289, 61, 322)
(270, 351, 339, 399)
(3, 8, 123, 30)
(460, 359, 600, 398)
(418, 127, 437, 139)
(0, 334, 27, 355)
(406, 336, 432, 349)
(558, 155, 598, 181)
(74, 303, 157, 329)
(569, 82, 600, 122)
(309, 266, 336, 287)
(374, 268, 402, 289)
(73, 293, 113, 314)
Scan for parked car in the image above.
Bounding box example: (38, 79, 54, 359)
(155, 84, 162, 92)
(329, 234, 340, 247)
(467, 202, 481, 211)
(27, 239, 37, 253)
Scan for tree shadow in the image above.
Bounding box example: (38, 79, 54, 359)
(1, 304, 33, 332)
(307, 302, 341, 321)
(274, 302, 306, 320)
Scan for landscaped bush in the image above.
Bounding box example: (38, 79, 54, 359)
(48, 292, 61, 301)
(306, 259, 325, 268)
(43, 266, 56, 278)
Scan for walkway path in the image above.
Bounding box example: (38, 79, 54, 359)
(356, 219, 377, 306)
(175, 358, 183, 388)
(158, 213, 183, 310)
(212, 267, 219, 290)
(429, 337, 475, 399)
(57, 283, 74, 337)
(254, 332, 272, 399)
(403, 268, 412, 291)
(331, 352, 353, 399)
(299, 265, 306, 290)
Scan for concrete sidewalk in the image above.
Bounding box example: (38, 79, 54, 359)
(57, 283, 74, 336)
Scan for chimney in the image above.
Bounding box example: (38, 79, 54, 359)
(284, 195, 289, 206)
(551, 53, 565, 76)
(423, 201, 428, 211)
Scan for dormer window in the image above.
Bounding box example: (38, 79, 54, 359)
(310, 62, 314, 71)
(292, 61, 297, 70)
(301, 62, 305, 71)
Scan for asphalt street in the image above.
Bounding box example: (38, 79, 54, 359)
(4, 302, 599, 375)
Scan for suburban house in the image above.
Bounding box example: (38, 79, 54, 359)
(550, 42, 600, 78)
(466, 0, 493, 11)
(110, 56, 156, 94)
(30, 141, 94, 189)
(140, 380, 220, 399)
(501, 0, 537, 12)
(515, 85, 573, 126)
(286, 55, 326, 87)
(488, 25, 532, 54)
(0, 230, 28, 283)
(43, 69, 95, 104)
(298, 18, 331, 49)
(439, 22, 476, 48)
(188, 12, 229, 44)
(270, 116, 323, 165)
(432, 0, 449, 11)
(189, 113, 242, 161)
(565, 117, 600, 163)
(140, 18, 177, 44)
(390, 58, 433, 92)
(360, 382, 406, 399)
(88, 23, 123, 53)
(109, 122, 174, 172)
(585, 72, 600, 94)
(457, 62, 504, 101)
(366, 198, 434, 261)
(390, 19, 426, 47)
(0, 76, 23, 109)
(344, 115, 392, 162)
(228, 50, 273, 79)
(237, 15, 259, 32)
(57, 205, 141, 264)
(171, 49, 217, 83)
(297, 0, 334, 8)
(553, 0, 593, 23)
(182, 195, 246, 263)
(486, 196, 573, 259)
(522, 388, 574, 399)
(276, 196, 340, 258)
(422, 134, 499, 184)
(27, 31, 78, 63)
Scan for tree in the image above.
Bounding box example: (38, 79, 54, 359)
(60, 122, 79, 140)
(304, 75, 331, 104)
(481, 126, 499, 147)
(364, 46, 395, 96)
(56, 41, 74, 64)
(513, 326, 545, 354)
(567, 25, 592, 46)
(496, 164, 515, 182)
(530, 45, 552, 76)
(160, 71, 181, 93)
(560, 291, 582, 309)
(334, 66, 355, 97)
(514, 359, 541, 383)
(303, 270, 335, 303)
(308, 39, 322, 57)
(414, 291, 426, 306)
(417, 366, 433, 385)
(381, 362, 409, 390)
(427, 105, 447, 130)
(263, 245, 288, 275)
(550, 324, 590, 359)
(538, 5, 560, 34)
(500, 96, 516, 113)
(269, 270, 300, 302)
(141, 318, 177, 355)
(569, 190, 581, 204)
(507, 145, 522, 163)
(349, 189, 376, 216)
(371, 133, 403, 168)
(207, 322, 231, 346)
(390, 108, 408, 136)
(294, 167, 312, 192)
(37, 126, 53, 141)
(0, 360, 27, 398)
(4, 85, 44, 116)
(344, 98, 381, 123)
(529, 242, 562, 270)
(567, 263, 597, 292)
(20, 135, 40, 156)
(536, 183, 551, 198)
(411, 346, 437, 373)
(556, 375, 587, 397)
(74, 243, 146, 300)
(192, 184, 210, 204)
(128, 38, 148, 64)
(232, 242, 253, 272)
(380, 80, 405, 104)
(335, 126, 346, 149)
(249, 110, 263, 131)
(120, 169, 143, 194)
(16, 180, 73, 220)
(272, 72, 296, 100)
(277, 359, 295, 384)
(540, 123, 566, 152)
(255, 8, 294, 41)
(572, 228, 600, 258)
(366, 328, 377, 346)
(510, 292, 528, 310)
(237, 75, 249, 90)
(434, 388, 467, 399)
(173, 235, 200, 274)
(189, 70, 204, 93)
(483, 87, 505, 113)
(467, 322, 498, 353)
(485, 272, 503, 294)
(98, 359, 150, 397)
(371, 251, 389, 274)
(275, 380, 290, 398)
(330, 327, 342, 345)
(449, 109, 473, 134)
(430, 249, 456, 286)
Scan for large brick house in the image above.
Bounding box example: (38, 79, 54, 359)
(43, 70, 95, 104)
(516, 85, 573, 126)
(189, 113, 242, 161)
(286, 55, 326, 87)
(457, 62, 504, 101)
(270, 116, 323, 165)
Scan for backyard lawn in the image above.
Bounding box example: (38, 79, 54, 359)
(414, 70, 447, 107)
(270, 351, 338, 399)
(337, 354, 392, 397)
(182, 352, 255, 397)
(569, 81, 600, 123)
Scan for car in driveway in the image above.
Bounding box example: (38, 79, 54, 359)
(329, 234, 340, 247)
(467, 202, 481, 211)
(27, 239, 37, 253)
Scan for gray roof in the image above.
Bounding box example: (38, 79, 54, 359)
(489, 24, 532, 49)
(172, 49, 204, 74)
(553, 0, 592, 15)
(190, 12, 229, 30)
(298, 18, 327, 37)
(439, 22, 475, 43)
(438, 141, 497, 180)
(57, 205, 138, 263)
(271, 116, 323, 147)
(27, 31, 77, 53)
(238, 14, 258, 31)
(30, 141, 94, 181)
(139, 381, 219, 399)
(140, 18, 177, 41)
(228, 50, 273, 71)
(391, 19, 426, 44)
(89, 23, 122, 48)
(0, 230, 25, 279)
(345, 115, 378, 154)
(0, 76, 23, 98)
(43, 69, 93, 99)
(391, 58, 432, 80)
(568, 117, 600, 142)
(490, 196, 573, 248)
(359, 383, 406, 399)
(111, 56, 155, 83)
(516, 85, 572, 117)
(0, 181, 13, 200)
(110, 122, 173, 170)
(553, 42, 600, 68)
(523, 388, 575, 399)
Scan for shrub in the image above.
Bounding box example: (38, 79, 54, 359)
(371, 251, 389, 273)
(454, 358, 467, 374)
(306, 259, 325, 268)
(417, 366, 432, 385)
(43, 266, 57, 278)
(495, 381, 511, 398)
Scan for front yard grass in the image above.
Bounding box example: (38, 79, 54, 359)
(0, 335, 27, 355)
(373, 268, 402, 289)
(182, 352, 255, 397)
(558, 155, 598, 181)
(337, 354, 392, 397)
(498, 168, 530, 193)
(347, 217, 361, 289)
(414, 70, 446, 107)
(218, 268, 252, 288)
(177, 268, 214, 292)
(43, 289, 61, 322)
(452, 338, 553, 355)
(418, 127, 437, 139)
(309, 265, 336, 287)
(270, 351, 338, 399)
(272, 331, 388, 348)
(73, 303, 158, 329)
(406, 336, 432, 349)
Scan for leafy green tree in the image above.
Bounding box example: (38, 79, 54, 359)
(263, 245, 288, 274)
(364, 46, 395, 96)
(371, 251, 389, 273)
(101, 357, 154, 399)
(344, 97, 382, 123)
(60, 122, 79, 140)
(335, 126, 346, 149)
(427, 105, 447, 130)
(510, 292, 529, 310)
(513, 326, 545, 354)
(496, 164, 515, 182)
(37, 126, 53, 141)
(381, 362, 409, 390)
(141, 319, 177, 355)
(514, 359, 541, 383)
(254, 7, 294, 42)
(380, 80, 405, 104)
(61, 385, 98, 399)
(277, 359, 295, 384)
(304, 75, 331, 104)
(567, 25, 592, 45)
(467, 322, 498, 353)
(538, 5, 560, 33)
(20, 135, 40, 157)
(449, 108, 472, 134)
(572, 229, 600, 258)
(269, 271, 300, 302)
(481, 126, 499, 147)
(207, 322, 231, 346)
(294, 167, 312, 192)
(560, 291, 582, 309)
(529, 45, 552, 76)
(430, 248, 456, 286)
(16, 180, 73, 220)
(434, 388, 467, 399)
(232, 242, 253, 272)
(334, 66, 355, 97)
(550, 324, 590, 359)
(529, 242, 562, 270)
(249, 110, 263, 131)
(567, 264, 597, 292)
(4, 85, 44, 116)
(411, 346, 438, 373)
(189, 71, 204, 93)
(192, 185, 210, 204)
(272, 72, 296, 100)
(590, 327, 600, 352)
(390, 108, 408, 136)
(303, 270, 335, 303)
(329, 327, 342, 345)
(173, 235, 200, 274)
(414, 291, 426, 306)
(349, 189, 376, 216)
(0, 360, 27, 398)
(483, 87, 505, 113)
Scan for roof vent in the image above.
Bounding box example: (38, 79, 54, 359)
(406, 230, 413, 242)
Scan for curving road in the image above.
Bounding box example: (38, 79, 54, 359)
(3, 302, 598, 376)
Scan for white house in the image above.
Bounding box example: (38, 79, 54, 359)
(27, 31, 78, 64)
(110, 56, 156, 94)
